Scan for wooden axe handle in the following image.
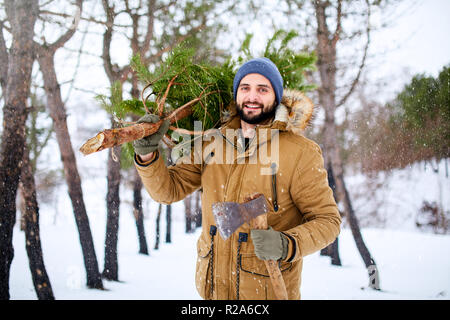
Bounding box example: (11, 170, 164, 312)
(250, 214, 288, 300)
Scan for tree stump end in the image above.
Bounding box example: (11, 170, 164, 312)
(80, 133, 105, 155)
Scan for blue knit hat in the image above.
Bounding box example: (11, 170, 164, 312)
(233, 57, 283, 106)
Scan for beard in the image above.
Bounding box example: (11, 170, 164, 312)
(236, 101, 278, 125)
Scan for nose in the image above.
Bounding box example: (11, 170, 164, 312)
(246, 88, 260, 102)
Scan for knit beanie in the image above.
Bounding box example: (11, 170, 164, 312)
(233, 57, 284, 106)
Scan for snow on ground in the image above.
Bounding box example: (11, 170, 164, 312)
(9, 205, 450, 300)
(8, 156, 450, 300)
(345, 160, 450, 231)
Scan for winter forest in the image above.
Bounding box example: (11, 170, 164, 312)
(0, 0, 449, 302)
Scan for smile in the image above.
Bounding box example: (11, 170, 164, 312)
(244, 104, 262, 110)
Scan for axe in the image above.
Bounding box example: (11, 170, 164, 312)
(212, 194, 288, 300)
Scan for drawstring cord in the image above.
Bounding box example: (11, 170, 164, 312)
(209, 225, 217, 299)
(236, 232, 248, 300)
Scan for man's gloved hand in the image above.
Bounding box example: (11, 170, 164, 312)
(251, 227, 289, 261)
(133, 114, 170, 156)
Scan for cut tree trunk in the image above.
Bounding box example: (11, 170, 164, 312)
(79, 95, 201, 156)
(315, 0, 379, 289)
(37, 50, 103, 289)
(20, 144, 55, 299)
(0, 0, 38, 300)
(133, 169, 149, 255)
(103, 145, 121, 281)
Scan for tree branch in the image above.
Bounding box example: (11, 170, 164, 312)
(40, 10, 129, 28)
(47, 0, 83, 52)
(331, 0, 342, 48)
(63, 1, 92, 105)
(101, 0, 118, 83)
(336, 0, 371, 109)
(144, 23, 205, 65)
(101, 0, 132, 84)
(154, 0, 177, 13)
(141, 0, 156, 55)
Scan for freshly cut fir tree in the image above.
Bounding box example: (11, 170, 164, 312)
(80, 31, 316, 156)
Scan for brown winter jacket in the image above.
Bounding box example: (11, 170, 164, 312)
(135, 89, 341, 300)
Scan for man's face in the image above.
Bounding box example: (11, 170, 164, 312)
(236, 73, 277, 125)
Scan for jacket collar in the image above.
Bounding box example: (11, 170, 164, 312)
(220, 88, 314, 136)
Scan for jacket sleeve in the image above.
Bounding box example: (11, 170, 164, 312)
(135, 151, 202, 204)
(283, 143, 341, 262)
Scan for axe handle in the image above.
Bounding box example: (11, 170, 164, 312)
(251, 215, 288, 300)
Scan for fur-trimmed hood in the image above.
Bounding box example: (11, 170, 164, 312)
(222, 89, 314, 135)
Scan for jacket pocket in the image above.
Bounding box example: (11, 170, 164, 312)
(195, 236, 212, 299)
(238, 252, 292, 299)
(240, 254, 293, 276)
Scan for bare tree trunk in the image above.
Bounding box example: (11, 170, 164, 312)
(314, 0, 379, 289)
(20, 144, 54, 299)
(154, 204, 162, 250)
(102, 144, 121, 281)
(133, 169, 149, 255)
(339, 170, 379, 286)
(184, 195, 193, 233)
(130, 93, 149, 256)
(320, 163, 342, 266)
(101, 0, 125, 278)
(326, 164, 341, 266)
(0, 0, 38, 300)
(166, 204, 172, 243)
(194, 190, 202, 228)
(37, 51, 103, 289)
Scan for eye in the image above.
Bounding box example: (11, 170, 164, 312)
(239, 86, 249, 92)
(259, 87, 269, 93)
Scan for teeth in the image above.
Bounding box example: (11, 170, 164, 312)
(245, 105, 261, 109)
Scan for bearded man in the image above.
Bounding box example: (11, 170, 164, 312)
(133, 58, 341, 300)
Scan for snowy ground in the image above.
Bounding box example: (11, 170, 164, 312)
(9, 201, 450, 300)
(8, 153, 450, 300)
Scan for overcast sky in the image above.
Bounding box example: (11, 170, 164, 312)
(222, 0, 450, 103)
(371, 0, 450, 79)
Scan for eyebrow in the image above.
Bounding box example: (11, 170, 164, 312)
(239, 83, 272, 89)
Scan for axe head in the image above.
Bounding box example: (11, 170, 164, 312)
(211, 194, 269, 240)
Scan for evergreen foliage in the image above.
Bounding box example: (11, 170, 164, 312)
(350, 65, 450, 173)
(391, 65, 449, 160)
(238, 30, 316, 92)
(102, 29, 316, 141)
(131, 45, 235, 131)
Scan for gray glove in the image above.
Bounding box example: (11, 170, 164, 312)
(251, 227, 289, 261)
(133, 114, 170, 156)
